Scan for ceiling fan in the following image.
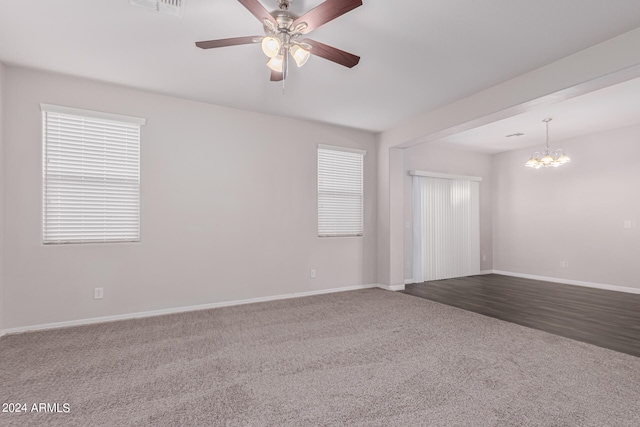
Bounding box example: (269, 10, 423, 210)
(195, 0, 362, 82)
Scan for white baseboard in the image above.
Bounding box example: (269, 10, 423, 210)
(2, 284, 379, 336)
(492, 270, 640, 295)
(403, 271, 490, 284)
(377, 283, 405, 291)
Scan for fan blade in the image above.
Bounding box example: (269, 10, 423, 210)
(238, 0, 276, 25)
(301, 39, 360, 68)
(270, 70, 284, 81)
(195, 36, 260, 49)
(293, 0, 362, 34)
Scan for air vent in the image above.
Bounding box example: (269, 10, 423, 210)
(129, 0, 186, 17)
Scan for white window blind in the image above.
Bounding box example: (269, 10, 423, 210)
(41, 104, 145, 244)
(317, 144, 366, 237)
(412, 174, 480, 282)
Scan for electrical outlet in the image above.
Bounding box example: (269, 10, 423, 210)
(624, 220, 637, 229)
(94, 287, 104, 300)
(310, 269, 316, 279)
(560, 261, 568, 268)
(482, 255, 487, 262)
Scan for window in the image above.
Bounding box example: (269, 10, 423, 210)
(317, 144, 366, 237)
(41, 104, 145, 244)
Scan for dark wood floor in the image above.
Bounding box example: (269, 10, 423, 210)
(404, 274, 640, 358)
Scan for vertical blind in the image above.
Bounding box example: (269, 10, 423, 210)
(412, 174, 480, 282)
(317, 145, 366, 237)
(41, 104, 145, 244)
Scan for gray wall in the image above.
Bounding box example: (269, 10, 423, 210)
(3, 63, 639, 331)
(2, 66, 378, 329)
(0, 62, 5, 333)
(492, 124, 640, 289)
(403, 144, 494, 280)
(376, 139, 390, 285)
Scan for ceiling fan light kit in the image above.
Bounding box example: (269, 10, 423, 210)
(196, 0, 362, 82)
(525, 118, 571, 169)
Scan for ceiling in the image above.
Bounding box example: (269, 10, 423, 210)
(428, 76, 640, 154)
(2, 0, 640, 139)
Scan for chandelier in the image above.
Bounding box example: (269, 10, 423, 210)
(525, 118, 571, 169)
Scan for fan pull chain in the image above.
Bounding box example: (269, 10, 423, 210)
(282, 48, 288, 94)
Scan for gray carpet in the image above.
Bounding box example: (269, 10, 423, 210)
(1, 289, 639, 426)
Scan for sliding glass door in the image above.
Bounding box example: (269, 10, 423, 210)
(412, 174, 480, 282)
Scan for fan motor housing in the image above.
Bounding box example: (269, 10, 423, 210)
(272, 11, 297, 32)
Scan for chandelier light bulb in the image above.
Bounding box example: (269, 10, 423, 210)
(261, 36, 281, 58)
(540, 153, 554, 165)
(525, 157, 540, 168)
(557, 153, 571, 164)
(266, 54, 284, 72)
(290, 45, 310, 67)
